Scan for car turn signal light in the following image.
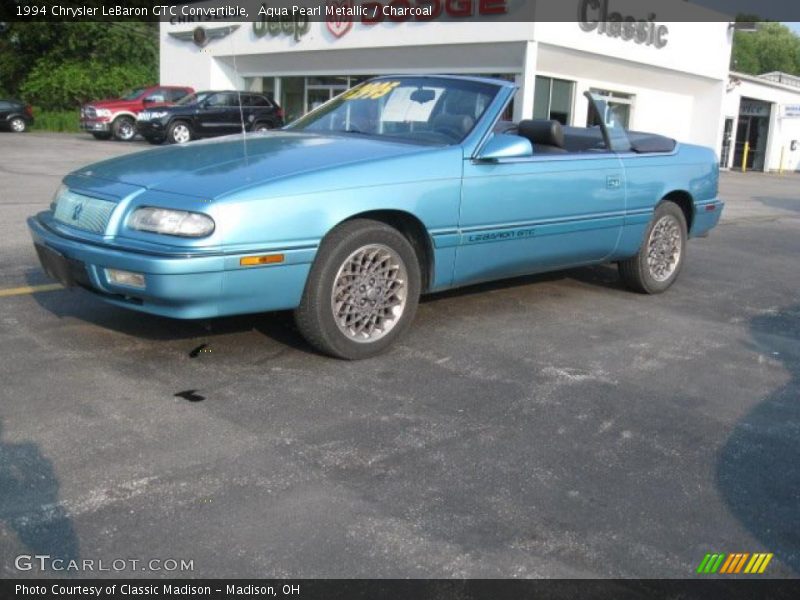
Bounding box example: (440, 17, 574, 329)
(240, 254, 285, 266)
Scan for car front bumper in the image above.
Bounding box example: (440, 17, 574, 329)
(80, 119, 111, 132)
(28, 214, 313, 319)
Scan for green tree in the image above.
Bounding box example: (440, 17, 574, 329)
(0, 21, 158, 108)
(731, 22, 800, 76)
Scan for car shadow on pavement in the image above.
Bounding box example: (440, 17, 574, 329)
(0, 419, 80, 569)
(25, 270, 311, 354)
(422, 264, 626, 304)
(26, 264, 624, 354)
(716, 304, 800, 574)
(755, 196, 800, 214)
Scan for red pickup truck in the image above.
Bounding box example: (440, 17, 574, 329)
(80, 85, 194, 141)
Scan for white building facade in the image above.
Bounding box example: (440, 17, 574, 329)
(721, 72, 800, 172)
(159, 1, 800, 171)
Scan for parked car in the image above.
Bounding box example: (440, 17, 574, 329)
(135, 90, 284, 144)
(0, 99, 34, 132)
(80, 85, 194, 141)
(29, 75, 723, 359)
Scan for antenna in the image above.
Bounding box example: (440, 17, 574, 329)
(230, 23, 249, 161)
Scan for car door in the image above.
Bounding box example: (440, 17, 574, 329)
(196, 92, 236, 135)
(146, 88, 168, 104)
(454, 94, 629, 285)
(165, 88, 189, 104)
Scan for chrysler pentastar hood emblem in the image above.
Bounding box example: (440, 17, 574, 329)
(168, 25, 240, 48)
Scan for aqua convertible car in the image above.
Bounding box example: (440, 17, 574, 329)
(29, 75, 723, 359)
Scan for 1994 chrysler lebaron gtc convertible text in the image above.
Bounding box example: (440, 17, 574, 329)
(28, 76, 723, 359)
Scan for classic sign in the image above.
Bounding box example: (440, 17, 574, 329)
(578, 0, 669, 48)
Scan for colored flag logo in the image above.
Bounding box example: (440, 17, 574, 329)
(696, 552, 773, 574)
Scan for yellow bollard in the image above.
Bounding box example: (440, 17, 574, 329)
(742, 141, 749, 173)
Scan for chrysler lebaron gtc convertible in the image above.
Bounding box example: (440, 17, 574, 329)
(29, 76, 723, 359)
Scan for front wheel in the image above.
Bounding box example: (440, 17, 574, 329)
(112, 116, 136, 141)
(9, 117, 27, 133)
(167, 121, 192, 144)
(295, 219, 421, 359)
(618, 200, 687, 294)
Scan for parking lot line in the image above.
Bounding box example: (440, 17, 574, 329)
(0, 283, 63, 298)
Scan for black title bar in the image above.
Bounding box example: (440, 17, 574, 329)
(3, 579, 800, 600)
(3, 0, 800, 23)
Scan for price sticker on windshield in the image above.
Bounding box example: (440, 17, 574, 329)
(342, 81, 401, 100)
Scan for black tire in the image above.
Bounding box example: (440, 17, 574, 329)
(112, 116, 136, 141)
(253, 121, 274, 132)
(9, 117, 27, 133)
(91, 132, 112, 140)
(295, 219, 422, 360)
(167, 120, 193, 144)
(619, 200, 688, 294)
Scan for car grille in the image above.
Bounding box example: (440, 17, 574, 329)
(53, 190, 116, 234)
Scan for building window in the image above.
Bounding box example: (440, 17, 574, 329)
(587, 89, 634, 129)
(533, 76, 575, 125)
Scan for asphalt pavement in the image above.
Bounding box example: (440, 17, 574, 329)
(0, 132, 798, 578)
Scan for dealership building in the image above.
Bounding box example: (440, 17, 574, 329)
(160, 1, 800, 172)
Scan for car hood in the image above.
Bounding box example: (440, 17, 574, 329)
(70, 132, 435, 198)
(86, 99, 138, 109)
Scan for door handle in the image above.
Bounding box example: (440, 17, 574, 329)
(606, 175, 621, 189)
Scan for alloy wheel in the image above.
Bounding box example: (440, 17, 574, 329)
(330, 244, 408, 343)
(647, 215, 682, 282)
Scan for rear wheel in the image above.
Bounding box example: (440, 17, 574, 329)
(619, 200, 687, 294)
(91, 132, 112, 140)
(167, 121, 192, 144)
(295, 219, 421, 359)
(112, 116, 136, 141)
(253, 121, 274, 133)
(9, 117, 26, 133)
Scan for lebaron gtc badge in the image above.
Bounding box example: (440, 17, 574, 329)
(168, 25, 240, 48)
(326, 0, 353, 38)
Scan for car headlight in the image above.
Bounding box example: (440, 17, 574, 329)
(50, 183, 68, 212)
(128, 207, 215, 237)
(95, 108, 112, 118)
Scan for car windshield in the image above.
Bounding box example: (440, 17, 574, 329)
(121, 88, 146, 101)
(175, 92, 212, 106)
(287, 77, 502, 145)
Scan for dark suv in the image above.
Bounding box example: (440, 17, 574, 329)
(135, 91, 284, 144)
(0, 99, 34, 133)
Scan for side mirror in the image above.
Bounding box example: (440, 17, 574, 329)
(477, 133, 533, 161)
